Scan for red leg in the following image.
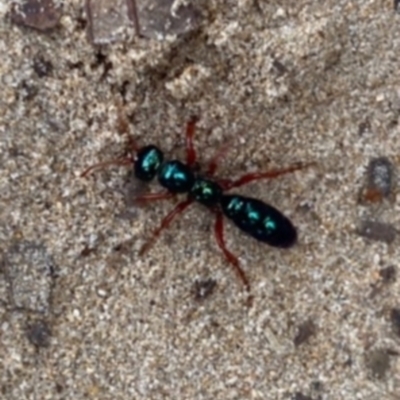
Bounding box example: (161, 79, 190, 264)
(139, 199, 193, 256)
(220, 162, 314, 190)
(185, 116, 199, 167)
(214, 210, 250, 292)
(82, 127, 139, 177)
(134, 191, 174, 205)
(81, 157, 133, 178)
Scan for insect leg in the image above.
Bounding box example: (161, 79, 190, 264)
(81, 157, 133, 178)
(213, 210, 250, 292)
(220, 162, 314, 190)
(133, 191, 175, 206)
(185, 116, 199, 167)
(139, 198, 193, 256)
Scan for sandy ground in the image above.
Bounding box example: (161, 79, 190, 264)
(1, 1, 400, 399)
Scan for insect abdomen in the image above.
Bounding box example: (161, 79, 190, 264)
(220, 195, 297, 248)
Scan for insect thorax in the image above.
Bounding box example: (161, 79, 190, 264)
(158, 160, 195, 193)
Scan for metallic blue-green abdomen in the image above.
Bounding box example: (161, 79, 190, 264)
(221, 195, 297, 247)
(189, 178, 222, 207)
(134, 145, 164, 182)
(158, 160, 195, 193)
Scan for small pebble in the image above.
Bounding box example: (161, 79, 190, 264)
(365, 349, 391, 379)
(25, 319, 51, 348)
(360, 157, 393, 203)
(192, 279, 217, 301)
(294, 319, 316, 347)
(390, 308, 400, 337)
(10, 0, 62, 31)
(356, 220, 397, 244)
(379, 265, 396, 283)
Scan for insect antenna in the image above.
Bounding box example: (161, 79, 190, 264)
(81, 136, 140, 178)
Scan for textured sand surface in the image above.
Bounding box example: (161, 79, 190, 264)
(1, 1, 400, 399)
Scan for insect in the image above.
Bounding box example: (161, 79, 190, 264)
(82, 117, 311, 292)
